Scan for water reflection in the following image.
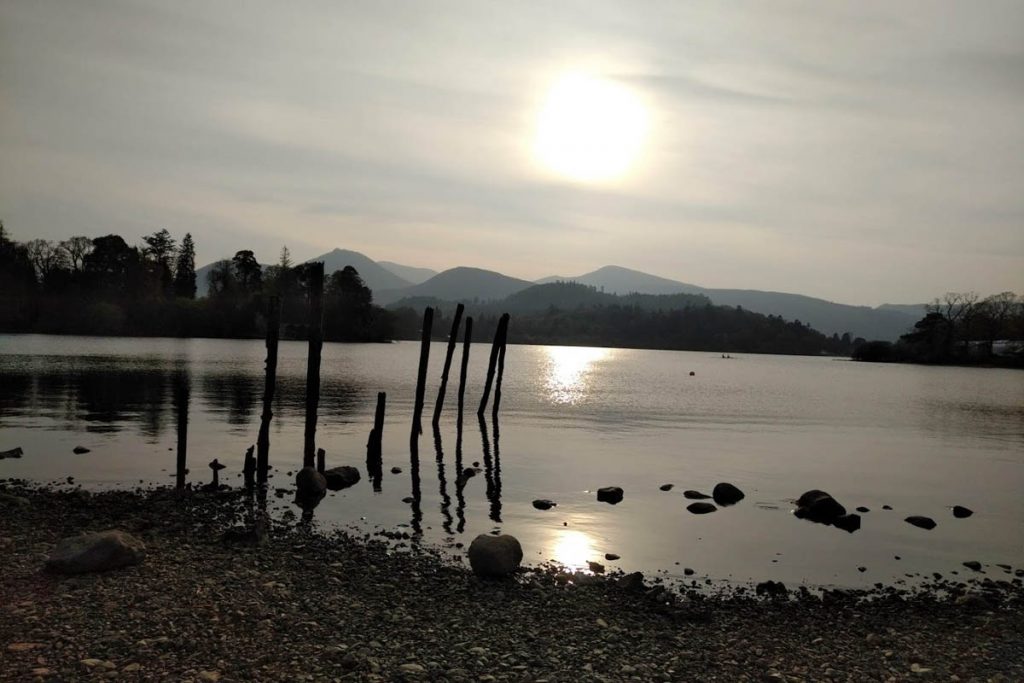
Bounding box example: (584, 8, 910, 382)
(544, 346, 610, 405)
(550, 529, 598, 570)
(432, 425, 454, 534)
(479, 414, 502, 523)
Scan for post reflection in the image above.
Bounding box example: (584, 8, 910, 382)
(432, 425, 454, 534)
(478, 414, 502, 523)
(409, 432, 423, 536)
(543, 346, 610, 405)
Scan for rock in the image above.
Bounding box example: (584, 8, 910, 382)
(46, 529, 145, 574)
(794, 490, 847, 524)
(833, 513, 862, 533)
(882, 504, 893, 510)
(712, 482, 744, 506)
(587, 561, 605, 574)
(756, 580, 788, 598)
(467, 534, 523, 578)
(956, 593, 991, 611)
(963, 561, 982, 572)
(905, 516, 937, 530)
(390, 466, 402, 474)
(198, 672, 222, 682)
(323, 466, 361, 491)
(0, 446, 23, 459)
(294, 467, 327, 509)
(683, 490, 711, 500)
(952, 505, 973, 519)
(604, 553, 620, 561)
(856, 506, 870, 513)
(659, 483, 674, 491)
(618, 571, 646, 591)
(687, 502, 716, 514)
(596, 487, 623, 504)
(72, 446, 91, 454)
(399, 663, 425, 674)
(532, 499, 556, 510)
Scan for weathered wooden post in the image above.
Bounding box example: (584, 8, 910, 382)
(491, 317, 509, 420)
(366, 391, 386, 491)
(303, 263, 325, 468)
(316, 447, 326, 475)
(431, 303, 464, 428)
(173, 371, 190, 490)
(477, 313, 509, 417)
(256, 296, 281, 487)
(410, 306, 433, 439)
(243, 445, 255, 492)
(456, 316, 473, 439)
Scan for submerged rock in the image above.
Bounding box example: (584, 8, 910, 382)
(604, 553, 620, 561)
(687, 502, 717, 515)
(390, 466, 402, 474)
(963, 561, 982, 572)
(833, 513, 862, 533)
(596, 487, 624, 505)
(756, 580, 788, 598)
(905, 515, 937, 530)
(683, 490, 711, 500)
(713, 483, 745, 506)
(794, 490, 847, 524)
(467, 534, 522, 578)
(46, 529, 145, 574)
(532, 499, 556, 510)
(323, 466, 361, 491)
(856, 506, 870, 513)
(659, 484, 674, 491)
(952, 505, 974, 519)
(72, 446, 90, 454)
(0, 447, 24, 459)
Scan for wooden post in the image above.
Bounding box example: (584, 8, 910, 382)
(491, 317, 509, 420)
(243, 445, 255, 492)
(477, 313, 509, 417)
(456, 316, 473, 438)
(303, 263, 325, 468)
(431, 303, 465, 428)
(316, 447, 326, 474)
(366, 392, 386, 492)
(256, 296, 280, 487)
(410, 307, 433, 439)
(173, 371, 189, 490)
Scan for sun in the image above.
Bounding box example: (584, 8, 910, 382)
(533, 72, 650, 183)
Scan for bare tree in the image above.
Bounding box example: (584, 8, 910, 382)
(26, 239, 69, 281)
(59, 236, 93, 272)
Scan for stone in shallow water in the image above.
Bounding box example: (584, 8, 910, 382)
(833, 513, 862, 533)
(683, 490, 711, 500)
(467, 534, 522, 578)
(659, 483, 674, 491)
(712, 482, 745, 506)
(596, 487, 623, 505)
(323, 466, 361, 491)
(72, 446, 90, 454)
(905, 515, 936, 530)
(794, 490, 847, 523)
(532, 499, 556, 510)
(687, 502, 717, 515)
(952, 505, 973, 519)
(46, 529, 145, 574)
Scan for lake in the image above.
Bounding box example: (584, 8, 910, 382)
(1, 334, 1022, 589)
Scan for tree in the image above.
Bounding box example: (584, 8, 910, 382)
(174, 233, 197, 299)
(84, 234, 144, 295)
(59, 236, 93, 272)
(207, 259, 236, 298)
(142, 229, 177, 296)
(231, 250, 262, 292)
(26, 239, 69, 281)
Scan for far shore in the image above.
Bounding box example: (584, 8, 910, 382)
(1, 482, 1022, 681)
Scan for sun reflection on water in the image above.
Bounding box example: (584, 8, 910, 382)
(544, 346, 610, 405)
(550, 529, 598, 570)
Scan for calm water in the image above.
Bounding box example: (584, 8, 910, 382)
(1, 334, 1022, 588)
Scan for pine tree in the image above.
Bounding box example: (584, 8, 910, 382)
(174, 233, 197, 299)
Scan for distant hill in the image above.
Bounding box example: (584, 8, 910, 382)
(378, 261, 437, 285)
(537, 265, 705, 295)
(376, 267, 532, 305)
(538, 264, 920, 340)
(309, 249, 412, 293)
(877, 303, 929, 318)
(502, 282, 709, 314)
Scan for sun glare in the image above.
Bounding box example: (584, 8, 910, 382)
(533, 72, 650, 183)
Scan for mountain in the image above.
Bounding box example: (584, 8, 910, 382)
(309, 249, 412, 292)
(537, 265, 705, 295)
(539, 265, 920, 340)
(877, 303, 929, 318)
(378, 261, 438, 285)
(378, 267, 532, 306)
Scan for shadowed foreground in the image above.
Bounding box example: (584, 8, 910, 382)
(1, 486, 1022, 682)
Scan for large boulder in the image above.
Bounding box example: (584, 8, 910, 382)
(794, 490, 847, 524)
(323, 466, 361, 491)
(467, 534, 523, 578)
(712, 483, 745, 506)
(46, 530, 145, 574)
(596, 487, 624, 505)
(294, 467, 327, 510)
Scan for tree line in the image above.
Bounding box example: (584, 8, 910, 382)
(0, 222, 392, 341)
(852, 291, 1024, 366)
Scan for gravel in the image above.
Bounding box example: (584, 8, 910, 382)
(2, 483, 1023, 682)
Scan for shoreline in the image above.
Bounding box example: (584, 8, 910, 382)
(2, 483, 1022, 681)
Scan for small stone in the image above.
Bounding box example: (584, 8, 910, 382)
(399, 663, 425, 674)
(122, 663, 142, 672)
(687, 502, 716, 514)
(390, 466, 402, 474)
(323, 466, 361, 491)
(595, 618, 608, 628)
(962, 561, 982, 572)
(198, 672, 222, 682)
(73, 446, 91, 454)
(905, 516, 936, 530)
(587, 561, 605, 574)
(532, 499, 556, 510)
(604, 553, 620, 561)
(683, 490, 712, 500)
(596, 487, 624, 504)
(952, 505, 973, 518)
(659, 483, 674, 491)
(684, 567, 695, 576)
(712, 482, 744, 506)
(46, 530, 145, 574)
(856, 506, 870, 513)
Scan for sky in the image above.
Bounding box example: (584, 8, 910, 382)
(1, 1, 1022, 306)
